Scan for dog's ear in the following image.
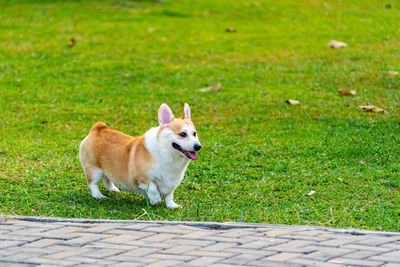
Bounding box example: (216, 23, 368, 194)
(184, 103, 191, 120)
(158, 104, 174, 125)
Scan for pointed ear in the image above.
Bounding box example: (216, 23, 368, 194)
(184, 103, 191, 120)
(158, 104, 174, 125)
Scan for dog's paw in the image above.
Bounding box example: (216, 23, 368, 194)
(107, 185, 120, 192)
(166, 202, 182, 209)
(149, 194, 162, 205)
(92, 194, 106, 199)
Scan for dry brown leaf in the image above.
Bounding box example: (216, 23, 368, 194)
(328, 40, 347, 48)
(198, 83, 222, 92)
(388, 71, 399, 76)
(148, 27, 155, 33)
(359, 105, 386, 113)
(68, 38, 76, 47)
(226, 27, 236, 33)
(338, 89, 356, 96)
(306, 190, 315, 196)
(285, 99, 300, 105)
(16, 78, 22, 82)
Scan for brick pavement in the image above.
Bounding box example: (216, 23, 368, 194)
(0, 215, 399, 266)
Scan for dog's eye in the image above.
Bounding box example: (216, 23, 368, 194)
(179, 132, 187, 137)
(193, 132, 197, 137)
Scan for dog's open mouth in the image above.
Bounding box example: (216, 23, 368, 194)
(172, 143, 198, 160)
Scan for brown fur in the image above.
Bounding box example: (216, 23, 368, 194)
(80, 122, 152, 188)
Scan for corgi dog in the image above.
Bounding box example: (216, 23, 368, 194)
(79, 103, 201, 209)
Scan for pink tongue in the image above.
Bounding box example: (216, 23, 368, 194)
(185, 151, 198, 160)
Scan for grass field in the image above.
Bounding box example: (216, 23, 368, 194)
(0, 0, 399, 231)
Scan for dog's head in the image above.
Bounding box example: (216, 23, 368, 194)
(157, 103, 201, 160)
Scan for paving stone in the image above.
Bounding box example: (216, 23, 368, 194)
(318, 237, 364, 247)
(43, 247, 93, 259)
(112, 263, 143, 267)
(180, 230, 217, 239)
(0, 240, 25, 249)
(342, 250, 380, 259)
(217, 229, 259, 238)
(139, 233, 178, 243)
(288, 257, 344, 266)
(101, 231, 152, 244)
(224, 248, 277, 256)
(237, 238, 287, 249)
(302, 247, 354, 261)
(23, 238, 61, 248)
(147, 260, 184, 267)
(84, 224, 120, 233)
(66, 233, 114, 246)
(79, 248, 124, 258)
(143, 225, 196, 234)
(124, 240, 173, 249)
(148, 253, 195, 262)
(200, 242, 237, 252)
(1, 235, 41, 242)
(0, 263, 33, 267)
(355, 237, 400, 246)
(220, 254, 264, 265)
(186, 256, 223, 265)
(263, 229, 294, 237)
(25, 257, 78, 266)
(342, 244, 393, 252)
(186, 250, 236, 258)
(160, 245, 199, 254)
(368, 251, 400, 263)
(164, 238, 215, 246)
(278, 233, 330, 242)
(263, 252, 303, 262)
(84, 241, 137, 250)
(249, 260, 303, 267)
(267, 240, 318, 253)
(328, 257, 383, 266)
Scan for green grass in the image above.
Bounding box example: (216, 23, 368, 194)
(0, 0, 399, 231)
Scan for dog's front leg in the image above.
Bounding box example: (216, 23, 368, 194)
(165, 191, 181, 209)
(139, 182, 161, 205)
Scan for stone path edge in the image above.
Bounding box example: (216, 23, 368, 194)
(1, 214, 399, 237)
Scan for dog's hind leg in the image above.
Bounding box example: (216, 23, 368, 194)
(103, 176, 120, 192)
(85, 167, 106, 199)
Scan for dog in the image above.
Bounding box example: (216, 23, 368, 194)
(79, 103, 201, 209)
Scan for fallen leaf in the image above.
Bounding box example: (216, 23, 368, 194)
(328, 40, 347, 48)
(359, 105, 386, 113)
(68, 38, 76, 47)
(388, 71, 399, 76)
(306, 190, 315, 196)
(226, 27, 236, 33)
(359, 161, 368, 164)
(148, 27, 155, 33)
(198, 83, 222, 92)
(338, 89, 356, 96)
(338, 178, 343, 181)
(285, 99, 300, 105)
(16, 78, 22, 82)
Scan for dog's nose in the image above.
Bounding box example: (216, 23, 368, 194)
(194, 144, 202, 151)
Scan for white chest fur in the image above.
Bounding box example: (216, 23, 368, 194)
(144, 127, 191, 196)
